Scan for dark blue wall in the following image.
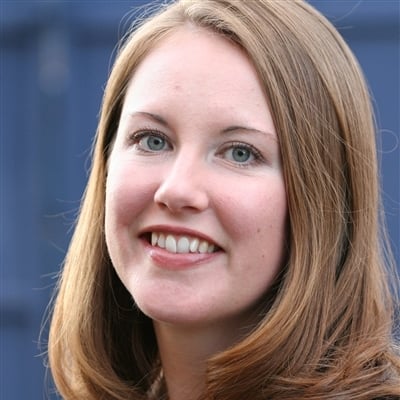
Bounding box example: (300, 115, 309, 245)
(1, 1, 398, 399)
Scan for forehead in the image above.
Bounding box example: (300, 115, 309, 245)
(121, 26, 272, 128)
(131, 25, 252, 80)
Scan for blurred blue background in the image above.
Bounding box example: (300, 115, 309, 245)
(0, 1, 398, 399)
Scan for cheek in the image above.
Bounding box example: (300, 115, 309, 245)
(217, 177, 287, 240)
(105, 164, 155, 229)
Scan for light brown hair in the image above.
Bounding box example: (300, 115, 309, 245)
(48, 1, 400, 398)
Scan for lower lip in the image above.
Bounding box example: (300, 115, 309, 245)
(141, 239, 220, 270)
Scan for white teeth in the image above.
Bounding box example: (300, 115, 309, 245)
(149, 232, 216, 254)
(198, 241, 209, 254)
(177, 237, 190, 253)
(158, 233, 165, 248)
(165, 235, 177, 253)
(189, 238, 199, 252)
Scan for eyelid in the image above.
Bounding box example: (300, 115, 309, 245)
(218, 141, 265, 167)
(128, 128, 168, 143)
(128, 128, 172, 152)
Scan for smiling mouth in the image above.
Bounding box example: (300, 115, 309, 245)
(141, 232, 220, 254)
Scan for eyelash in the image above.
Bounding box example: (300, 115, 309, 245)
(128, 129, 170, 152)
(218, 141, 264, 167)
(128, 130, 265, 167)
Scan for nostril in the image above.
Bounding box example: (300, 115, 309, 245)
(153, 176, 210, 213)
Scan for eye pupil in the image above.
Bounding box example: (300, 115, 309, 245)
(232, 147, 250, 162)
(147, 135, 165, 151)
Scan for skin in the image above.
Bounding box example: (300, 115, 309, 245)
(105, 25, 287, 399)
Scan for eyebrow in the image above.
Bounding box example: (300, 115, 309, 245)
(128, 111, 170, 128)
(222, 125, 278, 142)
(128, 111, 277, 142)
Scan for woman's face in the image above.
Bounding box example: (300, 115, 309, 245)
(105, 26, 287, 330)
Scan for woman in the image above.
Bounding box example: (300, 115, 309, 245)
(48, 1, 400, 399)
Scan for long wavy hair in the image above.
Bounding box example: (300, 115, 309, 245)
(48, 1, 400, 399)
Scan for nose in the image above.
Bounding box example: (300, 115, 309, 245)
(154, 154, 210, 213)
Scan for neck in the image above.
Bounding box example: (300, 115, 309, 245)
(153, 320, 248, 400)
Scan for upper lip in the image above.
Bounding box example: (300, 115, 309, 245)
(139, 224, 223, 250)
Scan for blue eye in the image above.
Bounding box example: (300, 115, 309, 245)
(222, 143, 261, 165)
(229, 146, 253, 163)
(141, 135, 167, 151)
(130, 131, 171, 153)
